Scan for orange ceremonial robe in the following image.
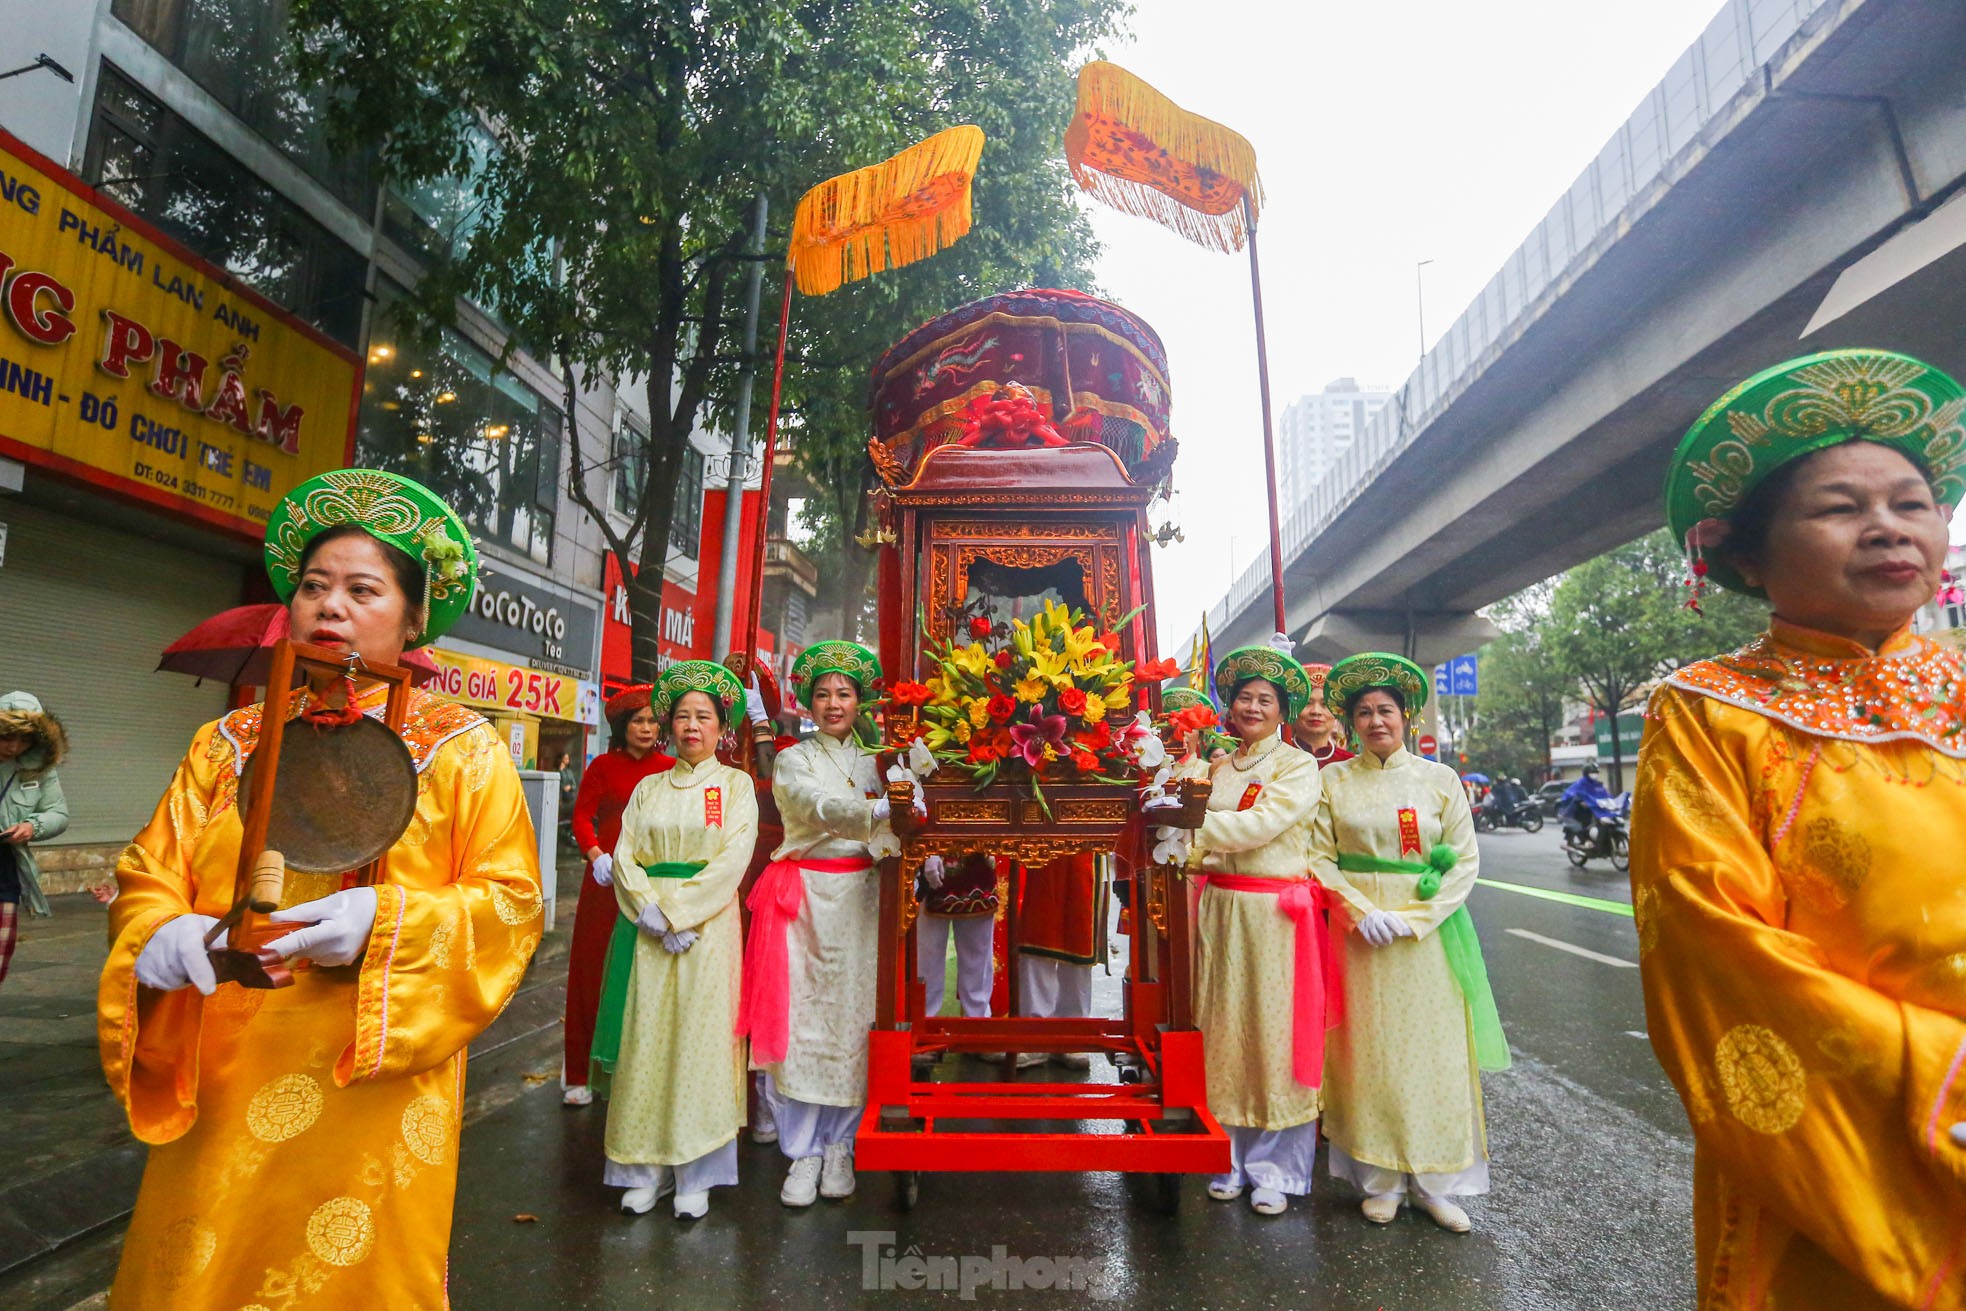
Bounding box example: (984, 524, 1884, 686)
(1631, 620, 1966, 1310)
(98, 688, 543, 1309)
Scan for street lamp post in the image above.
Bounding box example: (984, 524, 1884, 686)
(1416, 258, 1435, 361)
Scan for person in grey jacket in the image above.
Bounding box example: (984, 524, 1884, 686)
(0, 691, 69, 984)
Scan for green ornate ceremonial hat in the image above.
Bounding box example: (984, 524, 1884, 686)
(1212, 645, 1314, 717)
(264, 468, 478, 646)
(790, 641, 882, 705)
(1160, 685, 1211, 714)
(652, 660, 745, 723)
(1665, 349, 1966, 595)
(1324, 652, 1430, 717)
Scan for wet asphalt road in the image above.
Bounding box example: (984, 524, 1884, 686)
(443, 827, 1695, 1310)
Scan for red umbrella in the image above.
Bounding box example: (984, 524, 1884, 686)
(158, 604, 440, 687)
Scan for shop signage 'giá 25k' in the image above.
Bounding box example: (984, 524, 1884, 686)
(0, 129, 356, 535)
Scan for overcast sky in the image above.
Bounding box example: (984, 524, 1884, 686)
(1081, 0, 1746, 652)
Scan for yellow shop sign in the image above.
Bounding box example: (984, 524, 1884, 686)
(426, 647, 600, 725)
(0, 129, 356, 538)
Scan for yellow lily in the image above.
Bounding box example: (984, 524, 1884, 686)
(949, 644, 994, 682)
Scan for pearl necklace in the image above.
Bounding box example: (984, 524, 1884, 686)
(1221, 733, 1283, 777)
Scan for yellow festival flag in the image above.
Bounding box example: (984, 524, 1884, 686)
(787, 124, 987, 296)
(1063, 61, 1262, 253)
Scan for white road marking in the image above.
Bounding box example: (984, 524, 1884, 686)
(1506, 927, 1638, 969)
(1623, 1030, 1650, 1040)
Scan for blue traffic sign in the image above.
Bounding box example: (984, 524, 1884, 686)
(1434, 664, 1451, 696)
(1449, 654, 1479, 697)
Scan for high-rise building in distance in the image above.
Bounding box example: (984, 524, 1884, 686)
(1277, 377, 1393, 508)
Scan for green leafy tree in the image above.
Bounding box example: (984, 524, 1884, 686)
(290, 0, 1125, 677)
(1462, 606, 1574, 784)
(1543, 529, 1764, 789)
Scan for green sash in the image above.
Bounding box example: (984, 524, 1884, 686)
(587, 860, 706, 1096)
(1337, 847, 1511, 1072)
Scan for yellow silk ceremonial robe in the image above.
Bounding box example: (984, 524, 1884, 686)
(1186, 730, 1324, 1129)
(1312, 747, 1487, 1177)
(605, 757, 756, 1166)
(99, 688, 542, 1309)
(1632, 620, 1966, 1310)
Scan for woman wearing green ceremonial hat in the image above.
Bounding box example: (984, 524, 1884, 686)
(1312, 651, 1508, 1234)
(1168, 637, 1335, 1217)
(737, 639, 907, 1208)
(99, 468, 543, 1307)
(1633, 349, 1966, 1309)
(594, 660, 757, 1220)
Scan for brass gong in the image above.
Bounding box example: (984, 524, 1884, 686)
(243, 715, 418, 873)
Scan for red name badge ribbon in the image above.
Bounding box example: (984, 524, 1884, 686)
(1396, 806, 1422, 857)
(704, 786, 723, 828)
(1238, 783, 1262, 811)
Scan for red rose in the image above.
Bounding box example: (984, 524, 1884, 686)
(993, 649, 1015, 670)
(987, 694, 1016, 723)
(968, 616, 994, 639)
(1058, 687, 1087, 715)
(1071, 749, 1099, 773)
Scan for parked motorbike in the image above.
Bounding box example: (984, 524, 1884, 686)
(1474, 799, 1544, 833)
(1562, 795, 1629, 871)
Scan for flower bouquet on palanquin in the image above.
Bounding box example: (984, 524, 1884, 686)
(888, 600, 1183, 817)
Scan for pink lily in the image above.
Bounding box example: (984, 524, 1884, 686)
(1009, 705, 1071, 766)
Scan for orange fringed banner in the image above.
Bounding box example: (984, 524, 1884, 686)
(788, 124, 987, 296)
(1063, 61, 1262, 253)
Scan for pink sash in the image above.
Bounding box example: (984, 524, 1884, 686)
(735, 856, 872, 1064)
(1202, 874, 1343, 1087)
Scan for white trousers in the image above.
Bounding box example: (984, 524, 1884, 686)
(918, 914, 995, 1017)
(604, 1138, 738, 1194)
(1017, 954, 1093, 1018)
(1218, 1121, 1320, 1196)
(1327, 1142, 1491, 1200)
(761, 1071, 860, 1160)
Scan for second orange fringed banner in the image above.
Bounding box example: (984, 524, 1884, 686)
(1063, 61, 1263, 253)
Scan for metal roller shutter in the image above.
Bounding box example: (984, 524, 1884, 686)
(0, 501, 237, 846)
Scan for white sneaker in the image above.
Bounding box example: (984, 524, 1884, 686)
(562, 1085, 594, 1107)
(1250, 1187, 1287, 1216)
(1416, 1195, 1471, 1233)
(780, 1156, 822, 1207)
(673, 1190, 709, 1220)
(820, 1142, 857, 1199)
(620, 1167, 675, 1214)
(1050, 1052, 1092, 1071)
(1207, 1175, 1244, 1201)
(1015, 1052, 1047, 1070)
(1361, 1193, 1401, 1224)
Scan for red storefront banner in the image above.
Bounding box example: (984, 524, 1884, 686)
(600, 487, 775, 692)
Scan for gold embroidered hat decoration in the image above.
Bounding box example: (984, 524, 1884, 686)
(264, 468, 478, 646)
(651, 661, 745, 723)
(1665, 349, 1966, 596)
(1323, 653, 1431, 718)
(790, 641, 883, 707)
(1212, 645, 1313, 717)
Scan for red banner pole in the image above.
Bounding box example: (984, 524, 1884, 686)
(740, 273, 796, 664)
(1244, 196, 1288, 637)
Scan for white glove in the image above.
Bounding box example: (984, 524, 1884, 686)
(660, 927, 700, 954)
(135, 913, 224, 995)
(1141, 793, 1183, 813)
(266, 887, 379, 966)
(922, 855, 946, 889)
(872, 797, 892, 822)
(636, 902, 671, 937)
(1357, 909, 1416, 948)
(745, 674, 769, 727)
(591, 853, 615, 887)
(1268, 632, 1294, 653)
